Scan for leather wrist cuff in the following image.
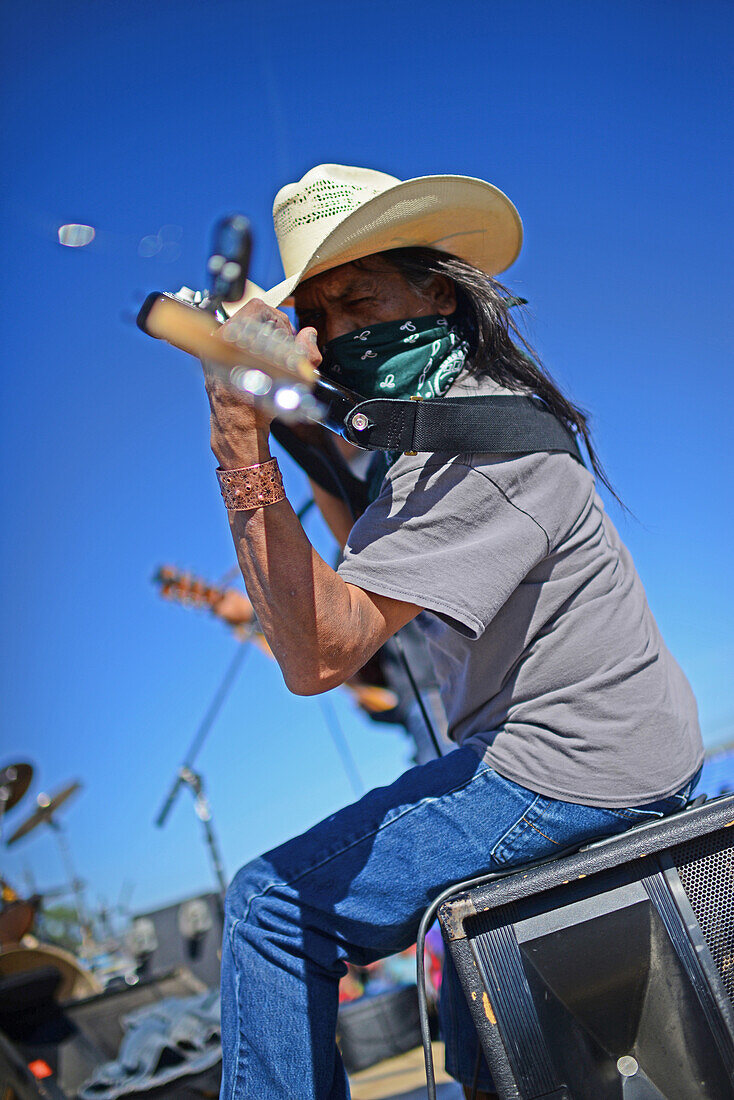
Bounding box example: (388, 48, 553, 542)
(216, 457, 285, 510)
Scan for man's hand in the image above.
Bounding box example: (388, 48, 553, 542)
(203, 299, 322, 469)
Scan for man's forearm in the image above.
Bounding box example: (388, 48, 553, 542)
(208, 407, 385, 692)
(203, 310, 419, 691)
(226, 497, 408, 695)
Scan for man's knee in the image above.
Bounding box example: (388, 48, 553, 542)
(225, 856, 277, 926)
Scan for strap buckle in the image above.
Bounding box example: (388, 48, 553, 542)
(404, 395, 423, 455)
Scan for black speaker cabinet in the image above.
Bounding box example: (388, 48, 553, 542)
(438, 794, 734, 1100)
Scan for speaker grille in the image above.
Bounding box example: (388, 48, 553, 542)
(673, 825, 734, 1004)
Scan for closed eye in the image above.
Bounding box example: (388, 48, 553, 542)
(296, 310, 322, 327)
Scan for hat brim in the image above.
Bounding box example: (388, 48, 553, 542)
(260, 174, 523, 309)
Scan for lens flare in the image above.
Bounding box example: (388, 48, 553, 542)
(58, 224, 95, 247)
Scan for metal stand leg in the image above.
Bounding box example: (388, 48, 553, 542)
(48, 818, 92, 950)
(179, 767, 228, 922)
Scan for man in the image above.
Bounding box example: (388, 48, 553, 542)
(202, 165, 702, 1099)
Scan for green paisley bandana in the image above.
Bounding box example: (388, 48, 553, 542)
(322, 314, 469, 501)
(322, 313, 469, 401)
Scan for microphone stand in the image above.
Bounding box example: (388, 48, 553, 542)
(155, 624, 257, 830)
(178, 767, 227, 922)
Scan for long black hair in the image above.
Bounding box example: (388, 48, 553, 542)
(367, 246, 620, 503)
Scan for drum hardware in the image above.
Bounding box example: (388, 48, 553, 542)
(0, 872, 89, 950)
(35, 882, 86, 902)
(6, 783, 81, 845)
(6, 782, 92, 952)
(0, 762, 34, 842)
(0, 897, 38, 948)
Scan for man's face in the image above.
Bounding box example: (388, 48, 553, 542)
(293, 255, 456, 348)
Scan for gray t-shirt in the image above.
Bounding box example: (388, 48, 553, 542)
(337, 378, 703, 808)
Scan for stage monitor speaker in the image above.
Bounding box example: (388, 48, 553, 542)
(439, 794, 734, 1100)
(128, 891, 222, 989)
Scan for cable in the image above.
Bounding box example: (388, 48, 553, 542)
(392, 632, 445, 760)
(156, 630, 256, 827)
(318, 696, 366, 799)
(296, 497, 316, 522)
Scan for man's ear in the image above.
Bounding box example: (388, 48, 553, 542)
(424, 274, 457, 315)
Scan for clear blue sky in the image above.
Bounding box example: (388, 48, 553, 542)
(1, 0, 732, 915)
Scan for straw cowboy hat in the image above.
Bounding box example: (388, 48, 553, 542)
(258, 164, 523, 308)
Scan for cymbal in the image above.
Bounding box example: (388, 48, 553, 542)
(0, 763, 34, 813)
(6, 781, 82, 846)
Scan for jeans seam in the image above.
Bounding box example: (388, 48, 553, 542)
(521, 816, 560, 845)
(490, 794, 542, 861)
(230, 948, 245, 1100)
(604, 806, 664, 822)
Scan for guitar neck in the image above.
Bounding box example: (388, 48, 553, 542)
(137, 293, 314, 383)
(137, 292, 360, 433)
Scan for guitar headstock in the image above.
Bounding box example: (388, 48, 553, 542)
(153, 565, 226, 611)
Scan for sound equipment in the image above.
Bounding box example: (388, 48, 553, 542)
(0, 898, 37, 947)
(337, 985, 422, 1075)
(127, 893, 222, 990)
(0, 944, 101, 1003)
(438, 794, 734, 1100)
(5, 780, 92, 952)
(0, 966, 213, 1099)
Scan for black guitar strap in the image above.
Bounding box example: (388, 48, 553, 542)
(340, 394, 583, 459)
(273, 394, 582, 516)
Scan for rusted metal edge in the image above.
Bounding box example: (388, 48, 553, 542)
(438, 893, 479, 940)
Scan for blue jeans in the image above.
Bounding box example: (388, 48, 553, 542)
(220, 747, 700, 1099)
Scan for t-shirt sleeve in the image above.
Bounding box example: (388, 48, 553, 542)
(337, 456, 551, 639)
